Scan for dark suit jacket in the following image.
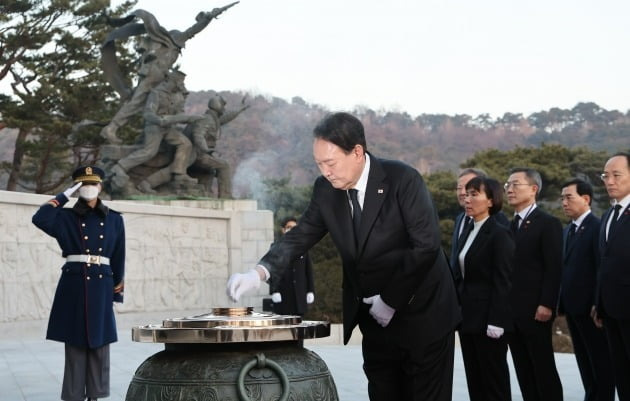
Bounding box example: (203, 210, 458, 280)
(260, 155, 461, 345)
(269, 252, 314, 315)
(509, 207, 563, 320)
(597, 204, 630, 319)
(458, 215, 515, 333)
(559, 212, 600, 316)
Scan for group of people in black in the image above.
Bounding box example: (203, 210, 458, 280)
(227, 113, 629, 401)
(452, 152, 630, 401)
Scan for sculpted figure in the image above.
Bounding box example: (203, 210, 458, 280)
(184, 94, 248, 198)
(100, 3, 238, 144)
(110, 70, 201, 194)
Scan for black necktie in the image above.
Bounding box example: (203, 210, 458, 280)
(348, 189, 362, 243)
(510, 215, 522, 233)
(566, 223, 577, 253)
(608, 204, 622, 238)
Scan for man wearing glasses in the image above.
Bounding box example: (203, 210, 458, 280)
(504, 167, 563, 401)
(594, 152, 630, 401)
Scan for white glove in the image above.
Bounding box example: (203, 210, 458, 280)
(271, 292, 282, 303)
(63, 182, 83, 199)
(486, 324, 504, 339)
(362, 295, 395, 327)
(306, 292, 315, 304)
(226, 269, 261, 302)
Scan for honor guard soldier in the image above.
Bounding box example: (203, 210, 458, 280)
(32, 166, 126, 401)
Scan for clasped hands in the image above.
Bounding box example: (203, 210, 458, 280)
(271, 292, 315, 304)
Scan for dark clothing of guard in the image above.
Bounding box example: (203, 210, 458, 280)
(33, 194, 125, 348)
(269, 252, 314, 315)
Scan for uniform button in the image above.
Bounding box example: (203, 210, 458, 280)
(98, 248, 102, 252)
(81, 223, 86, 227)
(100, 222, 104, 226)
(86, 264, 91, 267)
(86, 249, 90, 253)
(84, 236, 88, 240)
(99, 235, 104, 239)
(86, 276, 91, 280)
(99, 274, 103, 279)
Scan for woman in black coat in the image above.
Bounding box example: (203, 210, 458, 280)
(455, 176, 515, 401)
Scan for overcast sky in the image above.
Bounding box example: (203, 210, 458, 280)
(114, 0, 630, 118)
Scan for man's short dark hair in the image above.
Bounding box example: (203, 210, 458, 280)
(281, 217, 297, 228)
(313, 112, 368, 154)
(509, 167, 542, 195)
(466, 176, 504, 215)
(610, 152, 630, 169)
(561, 178, 593, 205)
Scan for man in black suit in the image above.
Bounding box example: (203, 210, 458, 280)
(505, 167, 563, 401)
(269, 217, 315, 316)
(594, 152, 630, 401)
(227, 112, 461, 400)
(559, 178, 614, 401)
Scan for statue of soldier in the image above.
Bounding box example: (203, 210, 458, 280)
(100, 3, 238, 144)
(110, 70, 201, 194)
(184, 94, 248, 198)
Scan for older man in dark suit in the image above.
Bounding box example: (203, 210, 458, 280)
(594, 152, 630, 401)
(505, 167, 563, 401)
(559, 178, 614, 401)
(227, 112, 461, 401)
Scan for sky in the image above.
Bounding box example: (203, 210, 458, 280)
(111, 0, 630, 118)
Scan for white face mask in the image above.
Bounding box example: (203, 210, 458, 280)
(79, 185, 100, 200)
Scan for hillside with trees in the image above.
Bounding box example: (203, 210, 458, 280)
(186, 90, 629, 200)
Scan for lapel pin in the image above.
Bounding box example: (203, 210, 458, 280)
(377, 189, 384, 194)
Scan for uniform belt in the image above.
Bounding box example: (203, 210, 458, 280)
(66, 254, 110, 265)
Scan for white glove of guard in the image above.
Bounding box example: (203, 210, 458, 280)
(271, 292, 282, 303)
(63, 182, 83, 199)
(362, 295, 395, 327)
(486, 324, 504, 339)
(226, 269, 261, 302)
(306, 292, 315, 304)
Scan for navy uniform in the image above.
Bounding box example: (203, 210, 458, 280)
(32, 166, 125, 401)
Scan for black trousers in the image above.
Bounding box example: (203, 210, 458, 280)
(566, 314, 615, 401)
(460, 332, 511, 401)
(604, 317, 630, 401)
(508, 319, 563, 401)
(359, 311, 455, 401)
(62, 343, 110, 401)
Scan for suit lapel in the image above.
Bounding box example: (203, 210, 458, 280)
(463, 218, 491, 263)
(356, 157, 388, 255)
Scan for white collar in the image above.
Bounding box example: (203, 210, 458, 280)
(572, 210, 591, 227)
(353, 153, 370, 193)
(612, 193, 630, 211)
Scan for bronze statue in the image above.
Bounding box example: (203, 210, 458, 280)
(184, 95, 249, 198)
(109, 70, 201, 194)
(100, 3, 238, 144)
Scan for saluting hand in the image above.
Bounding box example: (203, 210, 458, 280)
(63, 182, 83, 199)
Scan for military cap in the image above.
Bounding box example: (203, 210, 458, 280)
(72, 166, 105, 184)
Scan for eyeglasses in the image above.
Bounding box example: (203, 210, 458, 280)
(503, 182, 532, 190)
(600, 173, 627, 182)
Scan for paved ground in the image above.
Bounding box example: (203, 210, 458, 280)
(0, 310, 605, 401)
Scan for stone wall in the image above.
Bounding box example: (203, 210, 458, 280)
(0, 190, 274, 322)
